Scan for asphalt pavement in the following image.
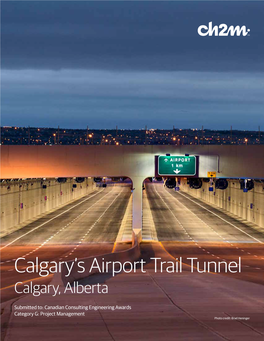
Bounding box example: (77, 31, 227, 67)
(0, 185, 131, 302)
(145, 183, 264, 285)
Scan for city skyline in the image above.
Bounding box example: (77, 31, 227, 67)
(2, 126, 263, 146)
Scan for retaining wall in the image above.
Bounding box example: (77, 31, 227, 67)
(0, 178, 96, 237)
(179, 179, 264, 228)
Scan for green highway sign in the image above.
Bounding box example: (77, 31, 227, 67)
(158, 155, 197, 176)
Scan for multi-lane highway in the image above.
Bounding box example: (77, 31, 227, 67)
(145, 183, 264, 285)
(2, 181, 264, 303)
(0, 185, 132, 301)
(2, 181, 264, 340)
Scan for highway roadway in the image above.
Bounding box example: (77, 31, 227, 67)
(145, 183, 264, 285)
(2, 182, 264, 340)
(0, 185, 131, 302)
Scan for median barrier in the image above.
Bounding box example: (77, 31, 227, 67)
(52, 230, 141, 287)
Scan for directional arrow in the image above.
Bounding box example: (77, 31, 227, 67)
(173, 169, 181, 174)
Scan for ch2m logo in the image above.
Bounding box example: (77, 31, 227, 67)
(198, 22, 250, 37)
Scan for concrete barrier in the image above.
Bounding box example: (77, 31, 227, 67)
(53, 231, 141, 287)
(0, 177, 97, 237)
(179, 179, 264, 228)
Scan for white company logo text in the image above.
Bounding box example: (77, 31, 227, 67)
(198, 22, 250, 37)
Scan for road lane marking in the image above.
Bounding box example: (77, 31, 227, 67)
(112, 242, 117, 253)
(0, 188, 117, 264)
(17, 189, 116, 258)
(142, 190, 158, 241)
(177, 191, 263, 244)
(154, 187, 192, 241)
(158, 242, 218, 275)
(159, 186, 227, 243)
(150, 185, 261, 271)
(152, 185, 230, 263)
(64, 189, 124, 259)
(0, 189, 105, 250)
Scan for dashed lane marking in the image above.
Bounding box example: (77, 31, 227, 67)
(62, 189, 124, 259)
(151, 185, 262, 270)
(0, 188, 115, 264)
(177, 191, 263, 244)
(0, 189, 105, 250)
(162, 187, 262, 263)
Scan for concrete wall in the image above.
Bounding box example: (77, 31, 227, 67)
(0, 178, 96, 237)
(2, 145, 264, 180)
(179, 179, 264, 228)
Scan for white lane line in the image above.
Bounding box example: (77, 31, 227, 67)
(177, 191, 263, 244)
(0, 188, 116, 264)
(14, 188, 115, 260)
(163, 186, 226, 242)
(152, 185, 231, 261)
(163, 186, 262, 263)
(151, 185, 259, 270)
(64, 189, 124, 258)
(0, 189, 105, 250)
(154, 187, 193, 241)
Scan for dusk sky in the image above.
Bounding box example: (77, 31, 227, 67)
(2, 1, 264, 130)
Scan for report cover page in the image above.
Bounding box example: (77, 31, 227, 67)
(1, 1, 264, 340)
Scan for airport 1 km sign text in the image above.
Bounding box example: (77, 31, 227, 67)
(158, 155, 197, 176)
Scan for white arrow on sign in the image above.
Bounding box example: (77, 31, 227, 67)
(173, 169, 181, 174)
